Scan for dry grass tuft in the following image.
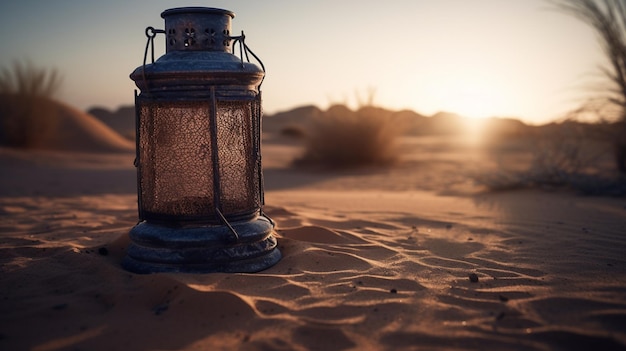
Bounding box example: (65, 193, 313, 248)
(280, 125, 307, 139)
(295, 105, 402, 168)
(0, 61, 63, 148)
(550, 0, 626, 173)
(0, 61, 62, 97)
(474, 122, 626, 195)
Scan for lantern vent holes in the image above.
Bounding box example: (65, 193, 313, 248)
(163, 26, 231, 49)
(200, 28, 229, 47)
(223, 29, 230, 47)
(168, 28, 176, 46)
(205, 28, 216, 45)
(184, 28, 196, 47)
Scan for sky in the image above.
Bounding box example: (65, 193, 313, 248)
(0, 0, 608, 125)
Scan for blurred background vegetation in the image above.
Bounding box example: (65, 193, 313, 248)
(0, 61, 63, 148)
(295, 104, 403, 168)
(551, 0, 626, 173)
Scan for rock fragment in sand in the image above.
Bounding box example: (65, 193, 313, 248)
(52, 303, 68, 310)
(468, 273, 479, 283)
(152, 303, 169, 315)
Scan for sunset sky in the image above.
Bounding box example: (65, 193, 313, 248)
(0, 0, 607, 124)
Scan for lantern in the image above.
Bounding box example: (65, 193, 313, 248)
(123, 7, 281, 273)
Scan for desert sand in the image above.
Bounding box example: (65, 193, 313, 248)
(1, 105, 626, 351)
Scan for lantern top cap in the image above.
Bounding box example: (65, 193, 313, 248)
(161, 7, 235, 19)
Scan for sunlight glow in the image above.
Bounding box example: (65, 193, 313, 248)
(436, 79, 510, 120)
(460, 115, 489, 145)
(447, 90, 498, 120)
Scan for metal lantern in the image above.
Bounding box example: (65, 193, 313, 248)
(124, 7, 281, 273)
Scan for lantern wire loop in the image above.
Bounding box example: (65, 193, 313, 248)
(142, 27, 166, 91)
(215, 207, 240, 242)
(145, 27, 166, 64)
(230, 31, 266, 89)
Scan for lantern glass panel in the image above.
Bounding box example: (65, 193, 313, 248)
(138, 99, 215, 223)
(216, 99, 261, 216)
(136, 96, 262, 225)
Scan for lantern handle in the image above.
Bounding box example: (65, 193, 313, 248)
(141, 27, 166, 92)
(230, 31, 266, 89)
(144, 27, 166, 65)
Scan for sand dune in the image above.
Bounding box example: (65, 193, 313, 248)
(0, 96, 134, 153)
(0, 104, 625, 350)
(49, 101, 134, 153)
(88, 106, 135, 141)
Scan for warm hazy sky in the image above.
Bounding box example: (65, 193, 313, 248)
(0, 0, 607, 124)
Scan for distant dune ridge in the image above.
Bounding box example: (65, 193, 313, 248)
(88, 106, 135, 141)
(0, 95, 134, 153)
(90, 103, 533, 140)
(258, 104, 531, 138)
(0, 97, 611, 156)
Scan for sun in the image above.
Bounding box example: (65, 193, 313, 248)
(459, 114, 489, 144)
(437, 85, 508, 144)
(434, 82, 512, 143)
(444, 87, 503, 120)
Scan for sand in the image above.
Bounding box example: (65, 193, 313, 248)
(1, 113, 626, 350)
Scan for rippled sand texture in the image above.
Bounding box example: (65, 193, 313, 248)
(1, 163, 625, 351)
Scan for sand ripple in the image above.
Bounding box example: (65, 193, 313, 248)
(1, 191, 625, 350)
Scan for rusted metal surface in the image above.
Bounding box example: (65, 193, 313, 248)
(125, 7, 280, 274)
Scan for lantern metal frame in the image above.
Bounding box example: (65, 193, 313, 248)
(123, 7, 281, 274)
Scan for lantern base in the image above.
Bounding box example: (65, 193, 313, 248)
(122, 216, 281, 274)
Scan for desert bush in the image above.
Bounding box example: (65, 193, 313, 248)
(0, 61, 63, 148)
(474, 122, 626, 195)
(280, 125, 307, 138)
(295, 105, 402, 168)
(550, 0, 626, 173)
(0, 61, 62, 97)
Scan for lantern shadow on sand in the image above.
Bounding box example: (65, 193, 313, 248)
(124, 7, 281, 274)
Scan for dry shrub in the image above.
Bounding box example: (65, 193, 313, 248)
(525, 125, 598, 182)
(475, 122, 626, 195)
(0, 61, 63, 148)
(0, 94, 61, 148)
(296, 105, 402, 168)
(550, 0, 626, 173)
(280, 125, 306, 138)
